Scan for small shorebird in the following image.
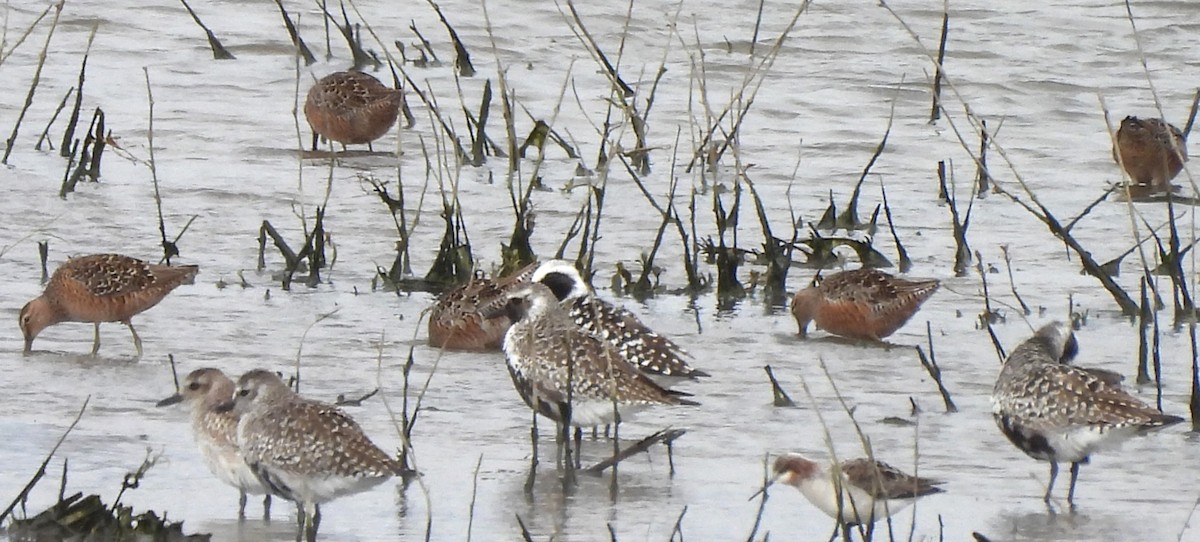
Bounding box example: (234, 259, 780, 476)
(530, 259, 707, 380)
(427, 263, 538, 351)
(304, 71, 403, 152)
(790, 268, 939, 341)
(220, 370, 406, 542)
(1113, 115, 1188, 192)
(991, 322, 1183, 506)
(766, 453, 944, 530)
(19, 254, 198, 358)
(492, 282, 697, 429)
(156, 368, 272, 519)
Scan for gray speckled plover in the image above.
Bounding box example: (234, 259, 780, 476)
(767, 453, 944, 527)
(991, 322, 1183, 505)
(220, 369, 405, 542)
(19, 253, 198, 358)
(790, 268, 939, 341)
(493, 282, 697, 429)
(157, 368, 272, 519)
(530, 259, 707, 380)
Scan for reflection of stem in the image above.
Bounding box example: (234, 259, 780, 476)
(0, 395, 90, 524)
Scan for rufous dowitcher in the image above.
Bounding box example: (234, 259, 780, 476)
(1113, 115, 1188, 192)
(991, 322, 1183, 506)
(765, 453, 944, 530)
(790, 268, 939, 341)
(19, 253, 199, 358)
(427, 262, 538, 351)
(219, 369, 405, 542)
(492, 283, 698, 430)
(530, 259, 708, 380)
(304, 70, 403, 151)
(156, 368, 272, 519)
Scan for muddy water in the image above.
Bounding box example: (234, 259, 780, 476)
(1, 0, 1199, 540)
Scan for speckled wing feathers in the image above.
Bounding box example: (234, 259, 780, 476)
(240, 398, 400, 479)
(840, 459, 944, 500)
(819, 269, 939, 318)
(995, 362, 1170, 432)
(568, 297, 701, 378)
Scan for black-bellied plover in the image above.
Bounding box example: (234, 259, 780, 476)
(157, 367, 272, 519)
(790, 268, 939, 341)
(19, 253, 198, 358)
(766, 453, 944, 528)
(991, 321, 1183, 505)
(304, 71, 402, 151)
(427, 262, 537, 351)
(492, 282, 697, 430)
(220, 369, 405, 542)
(531, 259, 707, 379)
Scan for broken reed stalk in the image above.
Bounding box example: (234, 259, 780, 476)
(916, 322, 957, 413)
(144, 70, 179, 265)
(424, 0, 474, 76)
(1138, 277, 1153, 384)
(60, 27, 98, 159)
(1190, 322, 1199, 431)
(1000, 245, 1031, 315)
(976, 255, 1007, 364)
(974, 120, 990, 196)
(374, 340, 434, 542)
(937, 160, 974, 276)
(2, 1, 64, 165)
(583, 428, 686, 475)
(1184, 88, 1199, 138)
(993, 183, 1139, 315)
(178, 0, 235, 59)
(744, 454, 771, 542)
(61, 108, 106, 195)
(272, 0, 316, 65)
(880, 180, 912, 273)
(826, 82, 901, 232)
(465, 454, 483, 542)
(0, 395, 89, 525)
(744, 175, 793, 305)
(712, 180, 746, 305)
(928, 2, 948, 123)
(35, 87, 74, 151)
(0, 2, 55, 68)
(38, 241, 49, 283)
(763, 365, 796, 407)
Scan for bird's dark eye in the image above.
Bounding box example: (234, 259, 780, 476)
(187, 382, 201, 391)
(238, 389, 250, 397)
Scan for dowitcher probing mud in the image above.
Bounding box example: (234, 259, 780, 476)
(1113, 115, 1188, 192)
(790, 268, 939, 341)
(19, 253, 198, 358)
(304, 70, 403, 151)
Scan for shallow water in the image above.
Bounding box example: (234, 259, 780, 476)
(1, 0, 1199, 540)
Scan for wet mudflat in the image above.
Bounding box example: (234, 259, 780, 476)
(1, 0, 1199, 540)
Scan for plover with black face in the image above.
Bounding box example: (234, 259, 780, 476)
(530, 259, 707, 380)
(492, 282, 698, 430)
(765, 453, 944, 528)
(992, 321, 1183, 506)
(157, 367, 272, 519)
(220, 370, 406, 542)
(790, 268, 939, 341)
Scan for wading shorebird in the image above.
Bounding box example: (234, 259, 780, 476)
(991, 322, 1183, 506)
(530, 259, 708, 380)
(1113, 115, 1188, 192)
(304, 70, 403, 152)
(219, 370, 406, 542)
(427, 263, 538, 351)
(790, 268, 940, 341)
(156, 368, 272, 519)
(764, 453, 944, 532)
(491, 282, 697, 432)
(19, 253, 199, 358)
